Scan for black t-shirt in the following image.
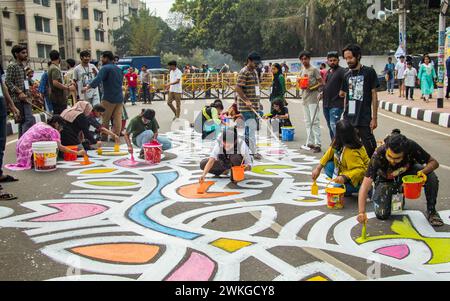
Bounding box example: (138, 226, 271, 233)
(366, 140, 431, 182)
(323, 66, 346, 109)
(271, 106, 292, 126)
(61, 114, 96, 146)
(342, 66, 378, 127)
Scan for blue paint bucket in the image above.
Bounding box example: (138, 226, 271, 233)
(281, 127, 295, 141)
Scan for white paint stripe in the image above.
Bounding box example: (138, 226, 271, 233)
(440, 164, 450, 171)
(307, 214, 344, 245)
(411, 107, 419, 119)
(400, 105, 408, 116)
(32, 226, 123, 243)
(439, 113, 450, 127)
(424, 110, 433, 122)
(6, 139, 17, 146)
(379, 112, 450, 137)
(278, 210, 324, 240)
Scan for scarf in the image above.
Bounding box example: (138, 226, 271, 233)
(61, 101, 93, 123)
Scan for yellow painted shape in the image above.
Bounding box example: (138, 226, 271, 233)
(86, 181, 138, 187)
(356, 216, 450, 265)
(306, 276, 328, 281)
(295, 198, 320, 203)
(257, 143, 272, 147)
(211, 238, 253, 253)
(251, 165, 294, 175)
(81, 168, 118, 175)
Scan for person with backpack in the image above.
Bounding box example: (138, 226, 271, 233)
(194, 99, 225, 139)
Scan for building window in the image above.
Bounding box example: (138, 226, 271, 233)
(56, 3, 63, 20)
(58, 25, 64, 40)
(2, 11, 10, 19)
(82, 8, 88, 20)
(59, 47, 65, 60)
(35, 16, 51, 33)
(17, 15, 26, 30)
(94, 9, 103, 22)
(112, 0, 117, 3)
(37, 44, 52, 58)
(83, 29, 90, 40)
(34, 0, 50, 6)
(96, 51, 102, 60)
(95, 30, 104, 42)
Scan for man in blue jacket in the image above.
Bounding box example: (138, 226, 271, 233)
(83, 51, 124, 137)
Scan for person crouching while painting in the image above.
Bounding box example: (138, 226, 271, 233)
(200, 127, 253, 183)
(123, 109, 172, 158)
(356, 129, 443, 227)
(311, 120, 370, 196)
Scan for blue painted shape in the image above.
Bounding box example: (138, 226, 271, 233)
(128, 172, 201, 240)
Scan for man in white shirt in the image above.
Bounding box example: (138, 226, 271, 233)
(73, 50, 100, 106)
(395, 55, 407, 98)
(165, 60, 183, 120)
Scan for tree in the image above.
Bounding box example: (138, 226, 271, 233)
(112, 20, 131, 57)
(129, 9, 161, 56)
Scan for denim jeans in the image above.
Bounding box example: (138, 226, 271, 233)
(135, 130, 172, 151)
(129, 87, 137, 104)
(324, 161, 360, 196)
(16, 101, 35, 138)
(0, 97, 7, 177)
(323, 107, 343, 141)
(387, 77, 395, 93)
(44, 96, 53, 113)
(241, 111, 258, 154)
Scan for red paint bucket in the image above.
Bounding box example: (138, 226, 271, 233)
(143, 140, 162, 164)
(402, 175, 424, 200)
(298, 75, 309, 90)
(64, 146, 78, 161)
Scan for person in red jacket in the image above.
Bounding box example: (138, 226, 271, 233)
(124, 67, 138, 106)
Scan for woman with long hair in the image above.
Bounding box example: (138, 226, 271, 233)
(269, 63, 287, 105)
(311, 120, 370, 196)
(418, 54, 436, 102)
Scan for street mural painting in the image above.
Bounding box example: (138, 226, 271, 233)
(0, 129, 450, 281)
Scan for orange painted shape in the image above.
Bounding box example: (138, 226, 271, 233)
(71, 243, 160, 264)
(178, 181, 240, 199)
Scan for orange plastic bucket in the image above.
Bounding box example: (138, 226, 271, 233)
(298, 75, 309, 90)
(231, 165, 245, 182)
(402, 175, 424, 200)
(326, 185, 346, 209)
(64, 146, 78, 161)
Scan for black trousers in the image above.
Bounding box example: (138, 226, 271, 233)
(355, 126, 377, 158)
(446, 76, 450, 98)
(200, 155, 243, 177)
(52, 102, 67, 115)
(372, 164, 439, 220)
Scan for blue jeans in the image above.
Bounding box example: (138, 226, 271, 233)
(323, 107, 343, 141)
(0, 97, 7, 177)
(241, 111, 258, 154)
(324, 161, 360, 197)
(129, 87, 137, 104)
(16, 101, 35, 138)
(44, 96, 53, 113)
(135, 130, 172, 151)
(387, 77, 395, 93)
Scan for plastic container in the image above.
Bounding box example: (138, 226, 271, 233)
(281, 127, 295, 141)
(298, 75, 309, 90)
(402, 175, 424, 200)
(32, 141, 58, 172)
(231, 165, 245, 182)
(143, 140, 162, 164)
(64, 145, 78, 161)
(326, 184, 346, 209)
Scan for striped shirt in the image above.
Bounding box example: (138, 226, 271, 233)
(237, 66, 260, 112)
(5, 61, 26, 104)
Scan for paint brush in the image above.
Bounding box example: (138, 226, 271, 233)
(114, 144, 120, 153)
(197, 179, 208, 194)
(130, 152, 135, 163)
(311, 180, 319, 196)
(361, 222, 367, 240)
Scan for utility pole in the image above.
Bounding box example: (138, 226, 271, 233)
(304, 6, 309, 51)
(398, 0, 407, 54)
(437, 0, 446, 109)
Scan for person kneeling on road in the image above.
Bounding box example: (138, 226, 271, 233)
(123, 109, 172, 158)
(200, 127, 253, 183)
(312, 120, 370, 196)
(357, 129, 443, 227)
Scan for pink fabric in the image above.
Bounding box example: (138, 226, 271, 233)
(5, 122, 61, 171)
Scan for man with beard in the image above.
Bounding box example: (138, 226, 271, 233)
(340, 44, 378, 158)
(319, 51, 346, 140)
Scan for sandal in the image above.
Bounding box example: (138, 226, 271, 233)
(428, 211, 444, 227)
(0, 175, 19, 183)
(0, 192, 18, 201)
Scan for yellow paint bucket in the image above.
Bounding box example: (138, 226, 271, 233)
(325, 184, 346, 210)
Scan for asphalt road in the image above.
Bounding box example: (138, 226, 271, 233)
(0, 97, 449, 281)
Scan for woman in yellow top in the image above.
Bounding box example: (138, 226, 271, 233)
(311, 120, 370, 196)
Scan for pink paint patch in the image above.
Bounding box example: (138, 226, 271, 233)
(267, 149, 286, 155)
(4, 164, 30, 171)
(375, 245, 410, 260)
(113, 158, 151, 168)
(166, 252, 215, 281)
(30, 203, 108, 222)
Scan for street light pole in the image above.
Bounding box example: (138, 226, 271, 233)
(398, 0, 407, 54)
(437, 0, 446, 109)
(304, 6, 309, 51)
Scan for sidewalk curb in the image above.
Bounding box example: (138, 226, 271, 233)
(7, 113, 48, 136)
(379, 100, 450, 128)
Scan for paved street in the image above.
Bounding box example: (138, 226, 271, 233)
(0, 98, 449, 281)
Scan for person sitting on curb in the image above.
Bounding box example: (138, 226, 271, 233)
(311, 120, 370, 196)
(123, 109, 172, 158)
(356, 129, 443, 227)
(200, 127, 253, 183)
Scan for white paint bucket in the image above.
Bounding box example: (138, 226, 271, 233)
(32, 141, 58, 172)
